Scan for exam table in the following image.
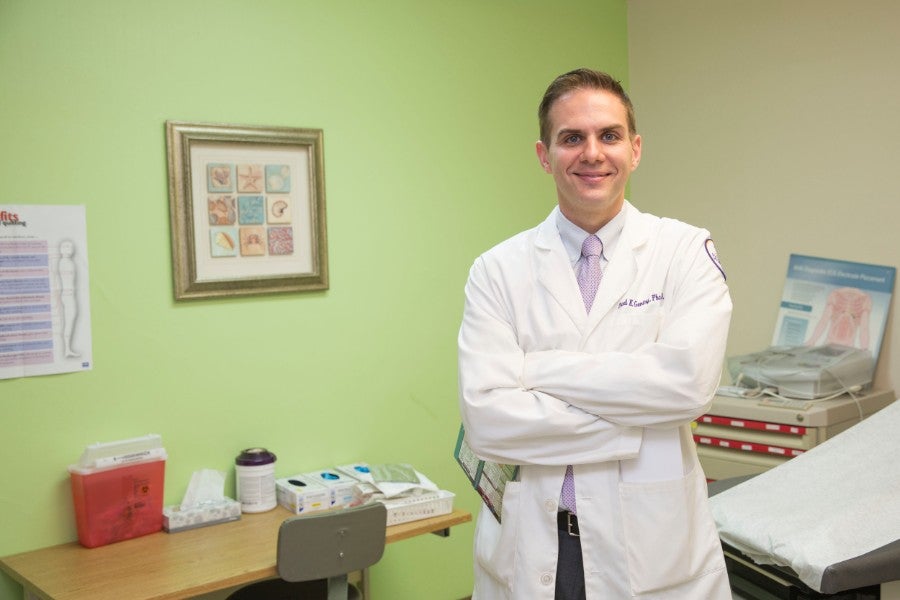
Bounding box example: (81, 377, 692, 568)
(707, 400, 900, 600)
(710, 475, 900, 599)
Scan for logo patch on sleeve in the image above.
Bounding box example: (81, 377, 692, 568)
(705, 238, 726, 280)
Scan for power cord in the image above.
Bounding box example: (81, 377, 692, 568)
(722, 374, 866, 421)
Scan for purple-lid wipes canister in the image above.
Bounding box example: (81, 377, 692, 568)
(235, 448, 277, 513)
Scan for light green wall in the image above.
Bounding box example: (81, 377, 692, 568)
(0, 1, 628, 598)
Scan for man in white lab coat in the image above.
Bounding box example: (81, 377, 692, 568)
(458, 68, 733, 599)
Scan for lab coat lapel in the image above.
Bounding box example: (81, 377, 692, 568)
(534, 211, 586, 329)
(586, 204, 649, 328)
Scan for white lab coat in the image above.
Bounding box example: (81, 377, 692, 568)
(458, 202, 733, 599)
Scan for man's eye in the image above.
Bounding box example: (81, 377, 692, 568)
(564, 134, 582, 144)
(602, 132, 620, 142)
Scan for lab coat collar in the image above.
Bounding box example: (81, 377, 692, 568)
(535, 202, 650, 331)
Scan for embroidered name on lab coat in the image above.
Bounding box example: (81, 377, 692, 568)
(618, 293, 664, 309)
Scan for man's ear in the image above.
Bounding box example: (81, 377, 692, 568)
(535, 141, 552, 173)
(630, 134, 642, 170)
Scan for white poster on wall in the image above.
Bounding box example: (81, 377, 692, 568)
(772, 254, 895, 362)
(0, 205, 93, 380)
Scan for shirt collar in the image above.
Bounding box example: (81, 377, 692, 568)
(555, 206, 627, 266)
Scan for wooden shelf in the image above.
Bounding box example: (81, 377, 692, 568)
(0, 506, 472, 600)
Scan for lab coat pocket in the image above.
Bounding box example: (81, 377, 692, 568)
(618, 468, 724, 595)
(474, 481, 521, 586)
(620, 428, 684, 483)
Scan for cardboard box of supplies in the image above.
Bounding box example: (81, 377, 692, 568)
(276, 474, 331, 514)
(303, 469, 359, 508)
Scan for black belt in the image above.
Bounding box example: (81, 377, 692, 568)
(557, 511, 579, 537)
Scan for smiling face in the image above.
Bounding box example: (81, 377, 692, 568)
(535, 88, 642, 232)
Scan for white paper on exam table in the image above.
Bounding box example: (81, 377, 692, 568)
(709, 399, 900, 592)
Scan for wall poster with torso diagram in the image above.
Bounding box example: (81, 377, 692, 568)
(772, 254, 895, 363)
(0, 205, 93, 380)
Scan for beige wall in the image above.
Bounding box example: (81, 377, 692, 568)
(627, 0, 899, 393)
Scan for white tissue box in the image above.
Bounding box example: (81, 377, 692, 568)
(276, 474, 331, 514)
(163, 498, 241, 533)
(303, 469, 360, 507)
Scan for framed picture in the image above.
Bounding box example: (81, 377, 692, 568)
(165, 121, 328, 300)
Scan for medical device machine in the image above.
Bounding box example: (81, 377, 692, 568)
(726, 344, 874, 400)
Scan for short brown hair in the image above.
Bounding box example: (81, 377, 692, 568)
(538, 68, 637, 146)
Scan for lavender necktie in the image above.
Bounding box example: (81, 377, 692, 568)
(561, 234, 603, 513)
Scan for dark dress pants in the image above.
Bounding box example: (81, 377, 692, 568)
(555, 517, 586, 600)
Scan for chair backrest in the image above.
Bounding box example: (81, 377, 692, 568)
(276, 502, 387, 599)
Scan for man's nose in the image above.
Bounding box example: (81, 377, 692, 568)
(581, 138, 603, 162)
